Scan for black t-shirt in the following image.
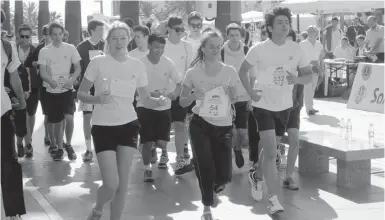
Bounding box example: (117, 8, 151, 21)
(76, 39, 105, 77)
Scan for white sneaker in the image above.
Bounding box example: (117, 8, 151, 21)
(248, 171, 263, 201)
(269, 195, 284, 215)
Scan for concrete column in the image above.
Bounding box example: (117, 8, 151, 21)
(15, 1, 23, 40)
(65, 0, 82, 46)
(120, 1, 139, 25)
(38, 0, 50, 41)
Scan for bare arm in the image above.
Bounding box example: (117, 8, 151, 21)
(77, 77, 103, 104)
(9, 70, 26, 108)
(239, 59, 256, 98)
(69, 61, 81, 84)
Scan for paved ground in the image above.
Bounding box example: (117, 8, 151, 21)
(1, 97, 384, 220)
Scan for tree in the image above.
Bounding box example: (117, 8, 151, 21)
(164, 1, 195, 20)
(23, 1, 38, 30)
(120, 1, 139, 25)
(65, 0, 82, 45)
(139, 1, 157, 18)
(50, 11, 63, 24)
(38, 0, 50, 40)
(1, 1, 11, 32)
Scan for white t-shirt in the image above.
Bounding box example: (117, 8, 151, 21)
(184, 35, 201, 59)
(245, 39, 309, 111)
(38, 43, 81, 93)
(1, 42, 21, 116)
(128, 48, 148, 59)
(300, 39, 323, 62)
(333, 46, 355, 59)
(183, 64, 242, 127)
(365, 25, 385, 53)
(163, 39, 193, 92)
(84, 55, 148, 126)
(136, 56, 181, 111)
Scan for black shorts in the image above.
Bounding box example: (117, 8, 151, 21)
(39, 87, 49, 115)
(13, 109, 27, 138)
(234, 101, 250, 129)
(171, 97, 187, 122)
(136, 107, 171, 143)
(286, 105, 302, 130)
(252, 107, 290, 137)
(91, 120, 140, 154)
(26, 89, 39, 116)
(45, 90, 76, 123)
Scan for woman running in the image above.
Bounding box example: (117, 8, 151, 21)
(180, 29, 241, 220)
(77, 21, 166, 220)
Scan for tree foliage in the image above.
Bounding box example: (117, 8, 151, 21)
(23, 1, 38, 30)
(158, 1, 195, 21)
(139, 1, 157, 18)
(50, 11, 63, 25)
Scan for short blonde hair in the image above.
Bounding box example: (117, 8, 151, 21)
(104, 21, 131, 54)
(306, 25, 318, 33)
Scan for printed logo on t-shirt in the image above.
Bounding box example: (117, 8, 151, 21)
(164, 72, 167, 76)
(288, 56, 293, 60)
(181, 56, 185, 60)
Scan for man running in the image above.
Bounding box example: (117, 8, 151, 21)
(38, 22, 81, 161)
(163, 16, 194, 174)
(238, 7, 313, 215)
(76, 19, 105, 162)
(137, 33, 185, 181)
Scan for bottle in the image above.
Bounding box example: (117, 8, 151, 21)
(368, 124, 375, 148)
(340, 118, 345, 139)
(346, 119, 352, 141)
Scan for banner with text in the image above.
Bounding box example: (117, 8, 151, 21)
(347, 63, 384, 114)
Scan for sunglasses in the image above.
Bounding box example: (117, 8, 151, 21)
(20, 35, 30, 39)
(190, 23, 202, 29)
(173, 27, 185, 33)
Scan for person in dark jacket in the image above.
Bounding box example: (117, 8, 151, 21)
(13, 24, 40, 158)
(346, 17, 366, 47)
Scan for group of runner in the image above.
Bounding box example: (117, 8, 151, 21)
(2, 6, 320, 220)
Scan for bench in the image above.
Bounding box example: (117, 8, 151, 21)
(285, 130, 384, 189)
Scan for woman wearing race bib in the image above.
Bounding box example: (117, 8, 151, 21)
(77, 21, 166, 220)
(180, 29, 241, 220)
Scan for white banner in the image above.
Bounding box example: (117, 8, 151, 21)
(347, 63, 384, 114)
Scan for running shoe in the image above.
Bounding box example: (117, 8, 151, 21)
(44, 137, 51, 146)
(283, 177, 299, 190)
(269, 195, 284, 215)
(158, 152, 169, 169)
(248, 171, 263, 201)
(17, 143, 25, 158)
(52, 148, 64, 161)
(48, 146, 57, 154)
(25, 143, 33, 158)
(150, 148, 158, 164)
(86, 208, 103, 220)
(82, 150, 93, 162)
(144, 169, 154, 182)
(64, 143, 77, 160)
(175, 157, 194, 175)
(234, 148, 244, 168)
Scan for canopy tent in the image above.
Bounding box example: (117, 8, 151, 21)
(241, 11, 264, 23)
(280, 0, 384, 14)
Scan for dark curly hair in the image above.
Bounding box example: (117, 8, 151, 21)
(265, 7, 292, 39)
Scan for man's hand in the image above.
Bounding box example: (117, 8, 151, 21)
(49, 80, 58, 89)
(286, 70, 300, 85)
(193, 88, 205, 101)
(246, 100, 253, 111)
(150, 90, 163, 98)
(24, 91, 30, 100)
(5, 87, 11, 94)
(157, 95, 167, 106)
(32, 61, 38, 67)
(166, 92, 177, 100)
(12, 98, 26, 110)
(63, 79, 74, 90)
(250, 89, 263, 102)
